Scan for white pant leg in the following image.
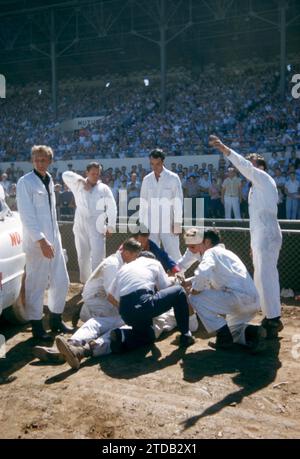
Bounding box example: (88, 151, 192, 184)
(89, 231, 106, 272)
(74, 226, 91, 284)
(224, 197, 232, 219)
(24, 246, 52, 321)
(232, 197, 241, 219)
(153, 310, 177, 338)
(80, 298, 120, 322)
(160, 233, 182, 262)
(79, 303, 92, 322)
(72, 316, 125, 357)
(253, 245, 281, 319)
(189, 290, 258, 345)
(226, 299, 259, 345)
(47, 243, 69, 315)
(71, 316, 124, 343)
(91, 330, 113, 357)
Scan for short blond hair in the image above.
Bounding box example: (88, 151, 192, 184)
(31, 145, 54, 160)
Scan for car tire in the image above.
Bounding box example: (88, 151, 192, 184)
(2, 290, 28, 325)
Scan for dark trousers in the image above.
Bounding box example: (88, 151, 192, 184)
(119, 285, 189, 351)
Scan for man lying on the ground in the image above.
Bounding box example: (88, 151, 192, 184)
(187, 229, 266, 353)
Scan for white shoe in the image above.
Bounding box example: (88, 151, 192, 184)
(189, 313, 199, 332)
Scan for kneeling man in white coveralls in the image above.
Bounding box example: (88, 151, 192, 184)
(188, 229, 266, 353)
(17, 145, 71, 341)
(62, 162, 117, 284)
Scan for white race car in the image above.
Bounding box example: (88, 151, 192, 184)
(0, 197, 26, 323)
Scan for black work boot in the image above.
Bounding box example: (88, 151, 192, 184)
(49, 313, 74, 334)
(33, 345, 65, 363)
(179, 334, 195, 348)
(261, 317, 284, 339)
(245, 325, 267, 354)
(210, 324, 233, 350)
(31, 320, 52, 341)
(55, 336, 91, 370)
(110, 329, 126, 353)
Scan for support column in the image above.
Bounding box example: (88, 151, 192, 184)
(159, 0, 166, 114)
(50, 9, 58, 119)
(279, 0, 287, 99)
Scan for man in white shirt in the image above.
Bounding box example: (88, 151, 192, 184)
(63, 162, 117, 283)
(221, 168, 242, 219)
(189, 230, 265, 352)
(139, 149, 183, 262)
(16, 145, 71, 340)
(209, 135, 283, 339)
(108, 253, 195, 353)
(285, 172, 300, 219)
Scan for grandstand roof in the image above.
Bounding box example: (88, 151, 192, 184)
(1, 0, 300, 84)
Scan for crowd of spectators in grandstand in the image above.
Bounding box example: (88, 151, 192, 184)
(1, 60, 300, 219)
(1, 62, 300, 162)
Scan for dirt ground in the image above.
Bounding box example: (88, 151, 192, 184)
(0, 283, 300, 439)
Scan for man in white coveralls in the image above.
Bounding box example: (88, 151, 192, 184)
(139, 148, 183, 262)
(209, 135, 283, 338)
(16, 145, 71, 340)
(188, 230, 266, 352)
(62, 162, 117, 283)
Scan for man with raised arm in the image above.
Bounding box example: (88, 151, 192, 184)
(209, 135, 283, 338)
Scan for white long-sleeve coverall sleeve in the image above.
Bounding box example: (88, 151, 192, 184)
(17, 178, 47, 243)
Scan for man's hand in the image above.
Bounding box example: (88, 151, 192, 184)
(209, 135, 231, 157)
(39, 238, 55, 259)
(106, 227, 114, 237)
(175, 271, 185, 284)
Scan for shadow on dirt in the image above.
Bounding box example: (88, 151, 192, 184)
(44, 336, 190, 384)
(0, 294, 80, 385)
(180, 339, 281, 429)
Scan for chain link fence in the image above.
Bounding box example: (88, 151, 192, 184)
(59, 219, 300, 292)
